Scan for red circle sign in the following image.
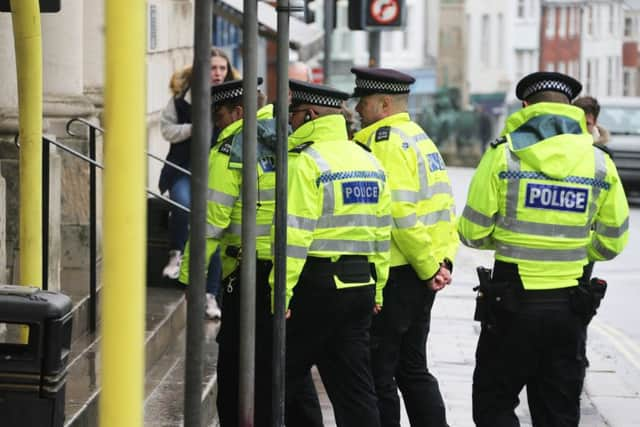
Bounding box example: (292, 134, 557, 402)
(370, 0, 400, 25)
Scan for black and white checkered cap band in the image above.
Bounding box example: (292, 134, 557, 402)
(355, 78, 411, 93)
(521, 79, 573, 100)
(291, 90, 343, 108)
(211, 86, 243, 104)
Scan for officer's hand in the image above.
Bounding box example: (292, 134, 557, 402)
(373, 304, 382, 315)
(285, 309, 291, 319)
(427, 266, 452, 291)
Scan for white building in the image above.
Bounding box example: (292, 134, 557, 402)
(580, 0, 624, 97)
(465, 0, 541, 103)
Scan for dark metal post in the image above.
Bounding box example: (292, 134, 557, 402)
(184, 0, 211, 425)
(273, 2, 290, 425)
(240, 0, 258, 425)
(89, 127, 97, 333)
(368, 31, 381, 67)
(323, 0, 333, 84)
(41, 138, 49, 291)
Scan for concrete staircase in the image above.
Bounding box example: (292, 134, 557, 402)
(60, 275, 219, 427)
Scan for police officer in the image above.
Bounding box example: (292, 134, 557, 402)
(350, 67, 458, 427)
(458, 71, 630, 426)
(280, 79, 392, 427)
(179, 78, 277, 426)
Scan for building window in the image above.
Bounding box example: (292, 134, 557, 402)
(546, 62, 554, 72)
(623, 69, 632, 96)
(587, 6, 593, 36)
(545, 7, 556, 38)
(518, 0, 526, 18)
(558, 7, 566, 38)
(568, 8, 574, 36)
(558, 61, 566, 74)
(607, 57, 613, 95)
(625, 17, 633, 37)
(497, 13, 504, 64)
(609, 3, 615, 35)
(516, 51, 524, 79)
(481, 14, 491, 66)
(585, 60, 592, 94)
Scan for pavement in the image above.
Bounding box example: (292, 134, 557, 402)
(313, 244, 640, 427)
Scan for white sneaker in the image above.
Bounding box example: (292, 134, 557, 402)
(162, 250, 182, 279)
(205, 293, 222, 320)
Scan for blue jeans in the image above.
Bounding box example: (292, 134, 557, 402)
(168, 174, 190, 252)
(206, 247, 222, 297)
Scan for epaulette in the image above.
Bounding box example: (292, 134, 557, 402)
(289, 141, 314, 153)
(490, 136, 507, 148)
(375, 126, 391, 142)
(594, 143, 613, 158)
(354, 141, 372, 152)
(217, 138, 232, 155)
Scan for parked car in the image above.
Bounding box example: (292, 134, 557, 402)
(594, 97, 640, 194)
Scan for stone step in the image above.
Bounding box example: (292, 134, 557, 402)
(63, 284, 188, 427)
(144, 322, 220, 426)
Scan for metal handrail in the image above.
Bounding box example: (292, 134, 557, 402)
(15, 122, 191, 334)
(66, 117, 192, 177)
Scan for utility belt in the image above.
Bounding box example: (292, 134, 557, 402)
(301, 255, 374, 289)
(474, 261, 607, 326)
(224, 245, 272, 294)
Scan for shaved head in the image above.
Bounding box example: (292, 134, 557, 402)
(288, 62, 312, 82)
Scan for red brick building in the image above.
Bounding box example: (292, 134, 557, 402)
(539, 1, 582, 79)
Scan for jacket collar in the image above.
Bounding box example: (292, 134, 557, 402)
(353, 112, 410, 144)
(288, 114, 348, 150)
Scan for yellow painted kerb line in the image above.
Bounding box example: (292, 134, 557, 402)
(591, 319, 640, 372)
(99, 1, 147, 426)
(11, 0, 43, 288)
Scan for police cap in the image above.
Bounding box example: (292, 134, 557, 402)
(350, 67, 415, 97)
(515, 71, 582, 101)
(211, 77, 263, 106)
(289, 79, 349, 109)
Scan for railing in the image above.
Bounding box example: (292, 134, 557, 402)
(15, 119, 190, 334)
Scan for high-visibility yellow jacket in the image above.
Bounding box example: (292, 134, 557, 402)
(353, 112, 459, 280)
(278, 114, 392, 309)
(458, 102, 630, 289)
(179, 104, 276, 284)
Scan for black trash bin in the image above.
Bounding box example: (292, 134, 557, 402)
(0, 284, 73, 427)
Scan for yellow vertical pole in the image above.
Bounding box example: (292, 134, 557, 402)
(99, 0, 146, 426)
(10, 0, 42, 288)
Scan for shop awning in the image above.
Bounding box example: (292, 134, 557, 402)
(213, 0, 324, 61)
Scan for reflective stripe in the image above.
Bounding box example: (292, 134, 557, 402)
(390, 127, 431, 202)
(496, 216, 589, 238)
(287, 244, 308, 259)
(460, 235, 493, 248)
(588, 148, 608, 223)
(206, 223, 226, 239)
(595, 217, 629, 238)
(317, 214, 389, 229)
(288, 214, 317, 231)
(505, 147, 520, 219)
(592, 238, 618, 260)
(462, 205, 494, 228)
(496, 243, 587, 261)
(207, 188, 237, 207)
(309, 239, 389, 253)
(395, 213, 417, 229)
(228, 223, 272, 237)
(391, 182, 453, 203)
(259, 188, 275, 201)
(305, 147, 334, 216)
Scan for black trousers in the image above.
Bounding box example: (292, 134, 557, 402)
(286, 274, 380, 427)
(472, 299, 587, 427)
(370, 265, 448, 427)
(216, 260, 322, 427)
